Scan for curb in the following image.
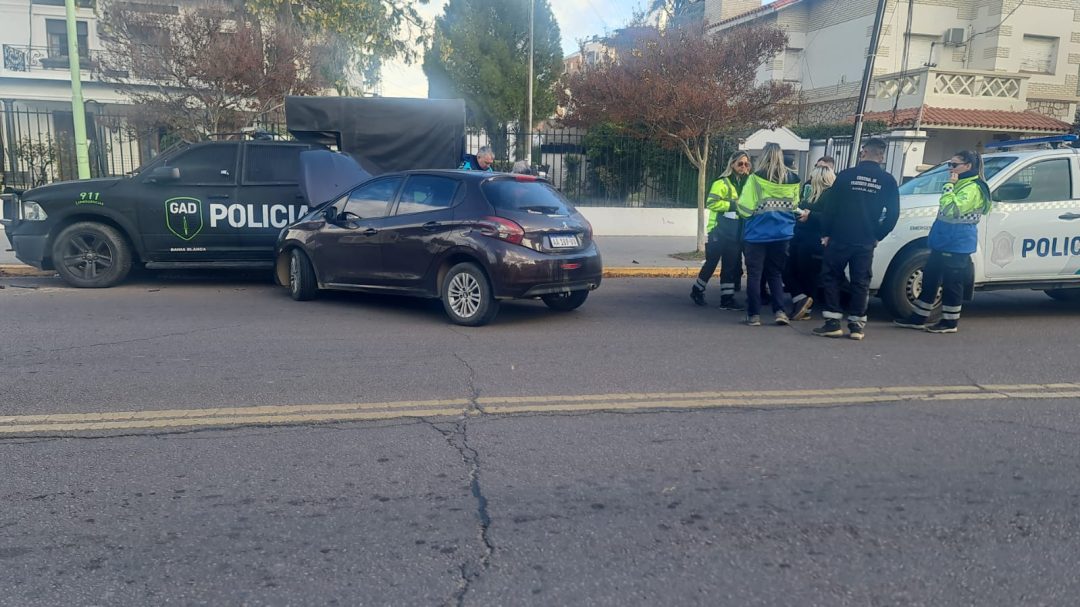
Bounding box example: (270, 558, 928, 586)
(0, 264, 55, 278)
(603, 266, 711, 278)
(0, 264, 708, 280)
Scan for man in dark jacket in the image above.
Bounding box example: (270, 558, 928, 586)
(460, 146, 495, 172)
(813, 139, 900, 341)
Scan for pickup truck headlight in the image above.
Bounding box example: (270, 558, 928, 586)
(21, 200, 48, 221)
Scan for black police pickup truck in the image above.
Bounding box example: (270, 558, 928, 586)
(0, 96, 466, 287)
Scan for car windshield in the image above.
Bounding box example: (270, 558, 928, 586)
(898, 156, 1016, 195)
(482, 179, 574, 215)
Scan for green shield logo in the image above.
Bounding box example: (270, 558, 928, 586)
(165, 197, 203, 241)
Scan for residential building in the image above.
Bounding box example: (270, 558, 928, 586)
(705, 0, 1080, 172)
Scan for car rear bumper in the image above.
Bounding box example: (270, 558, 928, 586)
(489, 242, 603, 299)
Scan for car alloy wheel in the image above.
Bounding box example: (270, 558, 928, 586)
(447, 272, 482, 318)
(441, 262, 498, 326)
(289, 253, 301, 297)
(51, 221, 133, 288)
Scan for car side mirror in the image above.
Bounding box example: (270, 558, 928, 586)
(148, 166, 180, 183)
(993, 182, 1031, 202)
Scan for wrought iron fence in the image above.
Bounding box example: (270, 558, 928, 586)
(2, 104, 731, 208)
(467, 126, 733, 208)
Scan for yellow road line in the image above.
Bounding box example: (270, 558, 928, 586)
(1, 383, 1077, 436)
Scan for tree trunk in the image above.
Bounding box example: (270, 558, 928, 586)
(695, 137, 710, 253)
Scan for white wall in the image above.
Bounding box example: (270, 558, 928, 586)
(577, 207, 697, 237)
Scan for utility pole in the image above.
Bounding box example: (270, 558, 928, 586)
(64, 0, 91, 179)
(849, 0, 889, 169)
(526, 0, 534, 167)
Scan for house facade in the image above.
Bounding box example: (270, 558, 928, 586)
(705, 0, 1080, 172)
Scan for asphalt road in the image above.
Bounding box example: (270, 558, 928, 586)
(2, 274, 1080, 606)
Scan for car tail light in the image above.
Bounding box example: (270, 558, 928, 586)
(476, 216, 525, 245)
(582, 217, 593, 239)
(513, 174, 538, 182)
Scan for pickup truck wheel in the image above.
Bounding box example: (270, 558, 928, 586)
(1044, 288, 1080, 303)
(288, 249, 318, 301)
(442, 262, 499, 326)
(542, 290, 589, 311)
(881, 248, 939, 319)
(51, 222, 132, 288)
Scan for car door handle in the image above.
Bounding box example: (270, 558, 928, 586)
(422, 221, 441, 232)
(363, 228, 378, 236)
(1058, 213, 1080, 220)
(208, 195, 230, 200)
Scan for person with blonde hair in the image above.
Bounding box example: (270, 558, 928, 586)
(786, 164, 836, 320)
(735, 142, 801, 326)
(690, 151, 752, 309)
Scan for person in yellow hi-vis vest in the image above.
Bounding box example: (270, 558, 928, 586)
(690, 151, 752, 310)
(735, 143, 801, 326)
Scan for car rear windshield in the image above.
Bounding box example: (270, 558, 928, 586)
(482, 179, 574, 215)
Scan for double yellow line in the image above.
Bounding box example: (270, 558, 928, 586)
(2, 383, 1079, 436)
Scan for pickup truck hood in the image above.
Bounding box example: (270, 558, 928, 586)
(298, 149, 372, 207)
(23, 177, 125, 201)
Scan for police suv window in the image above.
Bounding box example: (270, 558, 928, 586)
(167, 144, 238, 185)
(994, 159, 1072, 204)
(395, 175, 460, 216)
(344, 177, 402, 219)
(244, 144, 305, 184)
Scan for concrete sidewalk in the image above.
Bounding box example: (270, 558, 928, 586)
(0, 229, 707, 278)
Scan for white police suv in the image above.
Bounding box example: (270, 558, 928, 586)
(873, 135, 1080, 318)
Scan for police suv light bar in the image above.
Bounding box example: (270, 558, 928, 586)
(985, 134, 1078, 151)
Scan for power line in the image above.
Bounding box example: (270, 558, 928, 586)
(968, 0, 1026, 43)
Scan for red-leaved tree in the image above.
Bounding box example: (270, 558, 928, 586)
(561, 26, 795, 251)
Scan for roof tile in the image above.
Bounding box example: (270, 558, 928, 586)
(859, 105, 1072, 133)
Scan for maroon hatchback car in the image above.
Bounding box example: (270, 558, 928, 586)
(274, 166, 602, 326)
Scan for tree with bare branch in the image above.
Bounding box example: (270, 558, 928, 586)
(98, 8, 326, 140)
(560, 25, 795, 251)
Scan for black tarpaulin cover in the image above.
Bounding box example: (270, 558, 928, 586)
(285, 96, 466, 175)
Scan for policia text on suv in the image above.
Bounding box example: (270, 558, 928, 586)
(0, 97, 467, 288)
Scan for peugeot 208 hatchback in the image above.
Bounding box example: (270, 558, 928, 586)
(275, 168, 602, 326)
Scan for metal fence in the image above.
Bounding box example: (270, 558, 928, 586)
(0, 105, 154, 190)
(2, 104, 729, 208)
(467, 126, 732, 208)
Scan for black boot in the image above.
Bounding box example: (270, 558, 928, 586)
(690, 286, 706, 306)
(718, 295, 743, 310)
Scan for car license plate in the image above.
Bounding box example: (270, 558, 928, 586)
(549, 235, 579, 248)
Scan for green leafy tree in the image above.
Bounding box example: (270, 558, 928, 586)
(423, 0, 563, 161)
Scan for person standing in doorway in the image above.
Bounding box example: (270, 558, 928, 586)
(690, 151, 752, 310)
(813, 139, 900, 340)
(736, 143, 801, 326)
(894, 150, 991, 333)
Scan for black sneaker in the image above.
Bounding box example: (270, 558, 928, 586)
(926, 320, 958, 334)
(690, 287, 706, 307)
(848, 323, 865, 341)
(718, 295, 744, 311)
(893, 315, 927, 330)
(792, 296, 814, 321)
(812, 319, 843, 338)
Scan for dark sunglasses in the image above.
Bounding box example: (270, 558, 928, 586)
(735, 161, 751, 167)
(948, 161, 969, 168)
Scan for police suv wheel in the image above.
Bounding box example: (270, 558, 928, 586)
(51, 222, 132, 288)
(881, 248, 940, 319)
(288, 249, 318, 301)
(441, 262, 499, 326)
(541, 290, 589, 311)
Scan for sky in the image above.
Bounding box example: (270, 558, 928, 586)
(378, 0, 646, 98)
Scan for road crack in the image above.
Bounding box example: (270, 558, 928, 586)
(423, 352, 494, 607)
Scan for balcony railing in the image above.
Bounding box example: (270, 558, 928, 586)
(2, 45, 103, 74)
(870, 67, 1030, 113)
